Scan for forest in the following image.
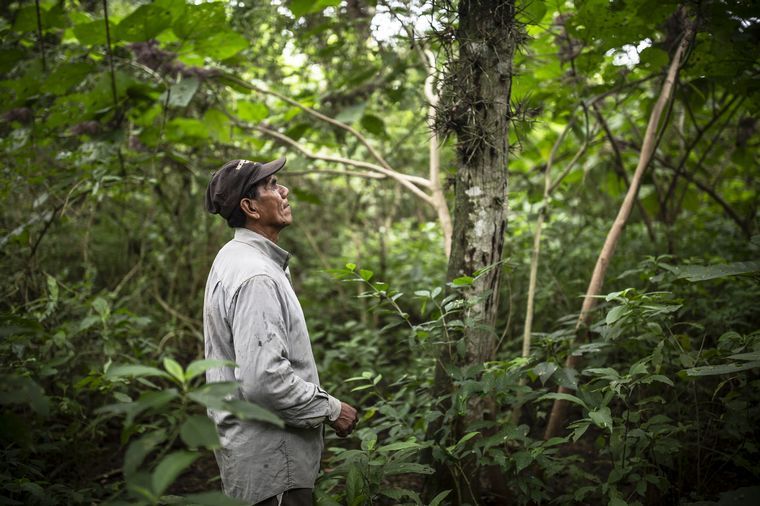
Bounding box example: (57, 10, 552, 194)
(1, 0, 758, 505)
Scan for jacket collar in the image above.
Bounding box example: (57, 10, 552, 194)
(233, 228, 290, 270)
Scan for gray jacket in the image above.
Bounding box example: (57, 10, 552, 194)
(203, 228, 340, 503)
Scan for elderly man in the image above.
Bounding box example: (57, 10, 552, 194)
(203, 157, 358, 506)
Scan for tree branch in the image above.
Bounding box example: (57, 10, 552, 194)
(219, 75, 397, 173)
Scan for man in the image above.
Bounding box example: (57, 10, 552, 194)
(203, 157, 358, 506)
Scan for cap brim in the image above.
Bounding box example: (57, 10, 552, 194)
(252, 157, 286, 185)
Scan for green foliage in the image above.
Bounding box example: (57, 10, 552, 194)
(1, 0, 758, 504)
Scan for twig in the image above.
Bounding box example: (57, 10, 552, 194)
(34, 0, 46, 71)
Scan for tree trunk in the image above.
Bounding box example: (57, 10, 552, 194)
(543, 10, 694, 440)
(424, 1, 516, 503)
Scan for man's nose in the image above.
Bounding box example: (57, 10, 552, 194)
(279, 184, 289, 198)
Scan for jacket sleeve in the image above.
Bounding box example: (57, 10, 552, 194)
(230, 275, 333, 428)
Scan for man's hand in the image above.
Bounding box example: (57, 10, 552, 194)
(329, 402, 358, 437)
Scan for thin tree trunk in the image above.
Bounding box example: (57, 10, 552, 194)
(544, 11, 694, 440)
(424, 49, 454, 257)
(522, 118, 588, 358)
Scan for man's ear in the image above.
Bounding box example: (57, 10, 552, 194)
(240, 198, 258, 220)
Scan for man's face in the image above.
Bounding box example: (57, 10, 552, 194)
(251, 175, 292, 229)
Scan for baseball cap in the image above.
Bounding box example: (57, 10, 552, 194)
(204, 157, 286, 220)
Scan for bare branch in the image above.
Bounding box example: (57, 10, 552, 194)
(252, 124, 434, 204)
(220, 75, 396, 173)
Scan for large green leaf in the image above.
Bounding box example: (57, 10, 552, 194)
(516, 0, 547, 25)
(152, 451, 199, 497)
(107, 364, 172, 380)
(685, 361, 760, 377)
(193, 31, 248, 60)
(72, 19, 116, 46)
(115, 4, 173, 42)
(187, 381, 239, 410)
(46, 63, 94, 96)
(163, 77, 200, 108)
(536, 392, 588, 409)
(124, 429, 167, 477)
(163, 357, 185, 383)
(180, 415, 220, 449)
(183, 491, 248, 506)
(185, 359, 237, 381)
(96, 389, 178, 426)
(173, 3, 227, 40)
(673, 261, 760, 282)
(589, 406, 613, 432)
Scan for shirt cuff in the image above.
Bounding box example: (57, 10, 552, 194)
(327, 395, 342, 422)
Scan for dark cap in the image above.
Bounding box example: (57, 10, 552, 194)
(204, 157, 286, 220)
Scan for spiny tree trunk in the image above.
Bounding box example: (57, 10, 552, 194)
(544, 9, 694, 440)
(424, 1, 516, 503)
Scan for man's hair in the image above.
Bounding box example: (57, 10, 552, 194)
(226, 184, 260, 228)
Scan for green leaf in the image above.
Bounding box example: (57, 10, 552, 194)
(345, 465, 364, 506)
(533, 361, 559, 384)
(685, 361, 760, 377)
(237, 101, 269, 122)
(673, 261, 760, 282)
(645, 374, 674, 386)
(46, 62, 95, 96)
(115, 4, 173, 42)
(152, 451, 199, 497)
(377, 439, 421, 453)
(73, 19, 116, 46)
(180, 415, 220, 449)
(429, 490, 452, 506)
(608, 496, 628, 506)
(173, 3, 227, 40)
(187, 382, 238, 407)
(383, 462, 434, 476)
(452, 275, 474, 286)
(537, 392, 588, 409)
(164, 77, 200, 108)
(107, 364, 172, 380)
(359, 269, 373, 281)
(183, 491, 248, 506)
(185, 359, 236, 381)
(92, 297, 110, 321)
(517, 0, 547, 25)
(124, 429, 167, 477)
(163, 357, 185, 383)
(97, 389, 178, 425)
(639, 46, 669, 69)
(194, 31, 248, 60)
(727, 352, 760, 361)
(590, 406, 613, 432)
(555, 367, 579, 389)
(513, 451, 533, 473)
(360, 114, 386, 136)
(166, 118, 210, 142)
(606, 305, 627, 325)
(446, 431, 479, 453)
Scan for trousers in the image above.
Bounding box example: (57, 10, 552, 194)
(254, 488, 313, 506)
